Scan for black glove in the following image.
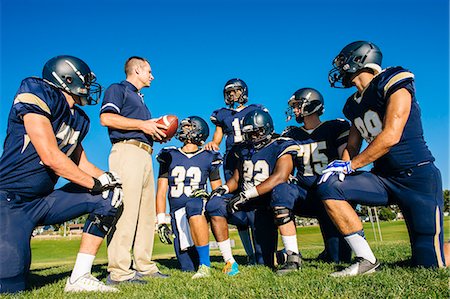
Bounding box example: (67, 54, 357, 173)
(209, 186, 228, 200)
(190, 188, 210, 200)
(157, 224, 173, 245)
(92, 171, 123, 208)
(226, 192, 249, 214)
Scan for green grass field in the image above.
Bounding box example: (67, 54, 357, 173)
(2, 218, 449, 298)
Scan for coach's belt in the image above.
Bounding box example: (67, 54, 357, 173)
(118, 139, 153, 154)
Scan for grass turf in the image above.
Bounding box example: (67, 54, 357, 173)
(1, 218, 449, 298)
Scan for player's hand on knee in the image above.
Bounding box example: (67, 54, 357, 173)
(226, 192, 248, 213)
(209, 185, 229, 200)
(319, 160, 354, 184)
(190, 188, 210, 200)
(157, 224, 173, 245)
(92, 171, 123, 203)
(110, 186, 123, 208)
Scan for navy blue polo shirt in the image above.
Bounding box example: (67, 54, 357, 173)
(100, 80, 153, 146)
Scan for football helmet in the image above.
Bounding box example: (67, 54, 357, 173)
(328, 41, 383, 88)
(242, 109, 274, 149)
(175, 116, 210, 145)
(42, 55, 102, 105)
(285, 88, 324, 123)
(223, 78, 248, 107)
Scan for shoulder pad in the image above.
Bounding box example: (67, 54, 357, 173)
(281, 126, 297, 137)
(378, 66, 415, 98)
(156, 147, 176, 164)
(14, 77, 61, 117)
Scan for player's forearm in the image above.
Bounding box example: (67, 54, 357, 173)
(44, 150, 96, 189)
(156, 178, 168, 214)
(225, 170, 239, 193)
(76, 148, 103, 178)
(210, 179, 222, 190)
(212, 127, 223, 145)
(100, 113, 144, 131)
(351, 130, 398, 169)
(255, 172, 289, 196)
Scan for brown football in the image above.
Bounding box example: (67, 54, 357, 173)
(156, 115, 178, 142)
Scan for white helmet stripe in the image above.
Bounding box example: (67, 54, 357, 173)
(51, 71, 70, 92)
(65, 59, 85, 83)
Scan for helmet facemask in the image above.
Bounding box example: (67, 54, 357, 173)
(328, 41, 383, 88)
(175, 117, 209, 145)
(223, 79, 248, 108)
(285, 91, 324, 123)
(243, 126, 272, 150)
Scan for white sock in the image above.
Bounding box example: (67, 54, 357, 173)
(217, 239, 235, 264)
(70, 253, 95, 282)
(281, 235, 299, 254)
(344, 233, 376, 263)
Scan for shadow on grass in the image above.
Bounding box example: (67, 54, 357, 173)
(154, 254, 252, 270)
(27, 255, 254, 290)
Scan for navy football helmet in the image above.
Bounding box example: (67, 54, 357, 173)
(223, 78, 248, 107)
(175, 116, 210, 145)
(328, 41, 383, 88)
(285, 88, 324, 123)
(242, 109, 274, 149)
(42, 55, 102, 105)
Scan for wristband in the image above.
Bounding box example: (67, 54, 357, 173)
(243, 187, 259, 199)
(157, 213, 166, 225)
(221, 185, 230, 194)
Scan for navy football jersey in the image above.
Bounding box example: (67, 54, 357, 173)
(233, 137, 300, 193)
(343, 66, 434, 174)
(0, 78, 90, 199)
(282, 119, 350, 187)
(210, 104, 268, 152)
(157, 147, 223, 212)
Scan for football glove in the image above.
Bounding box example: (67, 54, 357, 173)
(190, 188, 210, 200)
(209, 185, 229, 200)
(92, 171, 123, 208)
(157, 224, 173, 245)
(226, 192, 249, 214)
(318, 160, 354, 184)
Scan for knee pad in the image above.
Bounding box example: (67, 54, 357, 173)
(273, 206, 294, 226)
(84, 214, 116, 238)
(185, 199, 204, 218)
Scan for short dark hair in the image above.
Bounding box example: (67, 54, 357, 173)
(124, 56, 149, 75)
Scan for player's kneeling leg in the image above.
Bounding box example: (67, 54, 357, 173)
(83, 190, 120, 238)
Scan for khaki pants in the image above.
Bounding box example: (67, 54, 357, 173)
(107, 142, 159, 281)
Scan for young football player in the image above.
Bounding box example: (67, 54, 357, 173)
(205, 78, 267, 264)
(206, 109, 301, 269)
(0, 56, 122, 293)
(317, 40, 446, 276)
(155, 116, 238, 278)
(272, 87, 352, 274)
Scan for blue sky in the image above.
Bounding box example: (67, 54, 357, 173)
(1, 0, 449, 189)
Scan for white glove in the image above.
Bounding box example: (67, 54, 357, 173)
(318, 160, 354, 184)
(92, 171, 123, 208)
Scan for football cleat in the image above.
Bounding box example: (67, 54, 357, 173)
(191, 265, 211, 279)
(276, 251, 302, 275)
(64, 273, 119, 292)
(222, 261, 240, 276)
(330, 257, 380, 277)
(136, 271, 170, 279)
(106, 273, 147, 285)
